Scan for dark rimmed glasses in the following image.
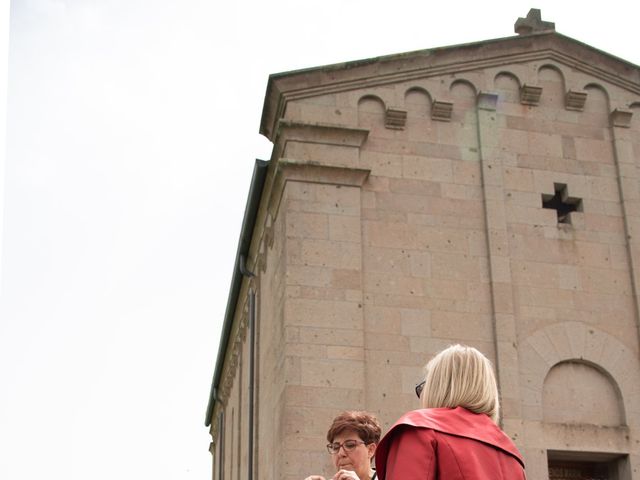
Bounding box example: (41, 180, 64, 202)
(415, 380, 426, 398)
(326, 439, 366, 454)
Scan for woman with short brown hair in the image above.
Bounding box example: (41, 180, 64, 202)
(305, 410, 381, 480)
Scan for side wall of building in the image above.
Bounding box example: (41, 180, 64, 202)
(210, 51, 640, 480)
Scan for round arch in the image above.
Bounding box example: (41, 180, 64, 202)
(518, 321, 639, 427)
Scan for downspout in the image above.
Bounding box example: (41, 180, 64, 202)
(247, 287, 256, 480)
(205, 159, 269, 429)
(240, 254, 256, 480)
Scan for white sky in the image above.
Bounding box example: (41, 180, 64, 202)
(0, 1, 638, 479)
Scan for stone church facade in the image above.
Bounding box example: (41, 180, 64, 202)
(205, 10, 640, 480)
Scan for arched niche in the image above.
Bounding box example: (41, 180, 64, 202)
(494, 71, 521, 103)
(450, 79, 477, 111)
(542, 360, 625, 426)
(357, 95, 385, 129)
(404, 87, 432, 117)
(538, 64, 565, 108)
(519, 321, 639, 427)
(448, 79, 477, 128)
(583, 83, 610, 127)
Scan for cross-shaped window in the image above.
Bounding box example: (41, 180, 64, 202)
(541, 183, 582, 224)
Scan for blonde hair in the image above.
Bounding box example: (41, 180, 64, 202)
(421, 344, 500, 423)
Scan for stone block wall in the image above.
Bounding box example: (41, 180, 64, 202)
(209, 36, 640, 479)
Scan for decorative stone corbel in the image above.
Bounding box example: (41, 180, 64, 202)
(520, 84, 543, 105)
(611, 109, 633, 128)
(565, 90, 587, 111)
(431, 100, 453, 121)
(385, 107, 407, 129)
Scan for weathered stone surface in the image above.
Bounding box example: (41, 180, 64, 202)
(211, 11, 640, 480)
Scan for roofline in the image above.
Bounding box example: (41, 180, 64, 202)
(258, 34, 523, 138)
(205, 158, 270, 427)
(268, 32, 640, 81)
(259, 31, 640, 139)
(268, 33, 523, 80)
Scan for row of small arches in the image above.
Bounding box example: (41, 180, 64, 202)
(356, 65, 640, 128)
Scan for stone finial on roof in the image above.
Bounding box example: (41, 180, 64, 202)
(514, 8, 555, 35)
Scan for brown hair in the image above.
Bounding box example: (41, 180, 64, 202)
(326, 411, 382, 444)
(421, 344, 500, 423)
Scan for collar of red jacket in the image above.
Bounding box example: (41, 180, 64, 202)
(380, 406, 524, 467)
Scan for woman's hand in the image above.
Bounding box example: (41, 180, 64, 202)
(305, 468, 364, 480)
(331, 470, 361, 480)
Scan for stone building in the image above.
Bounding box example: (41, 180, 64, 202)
(205, 10, 640, 480)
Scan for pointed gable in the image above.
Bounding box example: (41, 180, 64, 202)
(261, 14, 640, 141)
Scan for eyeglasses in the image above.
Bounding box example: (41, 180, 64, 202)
(326, 440, 366, 454)
(415, 380, 426, 399)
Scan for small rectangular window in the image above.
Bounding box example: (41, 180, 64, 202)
(548, 451, 629, 480)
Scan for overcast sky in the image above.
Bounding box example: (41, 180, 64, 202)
(1, 1, 639, 479)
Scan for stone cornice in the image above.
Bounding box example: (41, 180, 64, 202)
(271, 120, 369, 169)
(274, 120, 369, 148)
(275, 159, 370, 186)
(261, 33, 640, 140)
(268, 159, 370, 222)
(272, 48, 640, 107)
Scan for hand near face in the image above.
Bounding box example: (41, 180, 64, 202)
(332, 469, 361, 480)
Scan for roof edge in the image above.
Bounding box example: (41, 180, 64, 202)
(259, 32, 525, 139)
(204, 159, 270, 427)
(259, 31, 640, 140)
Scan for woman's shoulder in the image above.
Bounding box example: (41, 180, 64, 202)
(378, 407, 524, 468)
(388, 407, 463, 431)
(391, 408, 523, 466)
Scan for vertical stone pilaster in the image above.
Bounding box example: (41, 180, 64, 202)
(270, 157, 370, 480)
(476, 92, 523, 432)
(610, 109, 640, 353)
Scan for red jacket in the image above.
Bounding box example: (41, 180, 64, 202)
(375, 407, 525, 480)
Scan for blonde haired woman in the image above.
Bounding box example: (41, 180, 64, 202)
(375, 344, 526, 479)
